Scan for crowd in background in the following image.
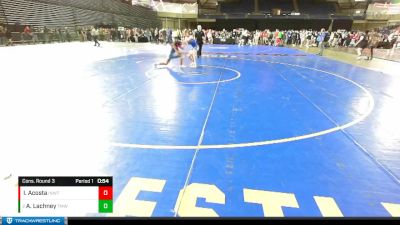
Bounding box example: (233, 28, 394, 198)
(1, 24, 399, 55)
(200, 27, 400, 50)
(0, 25, 156, 45)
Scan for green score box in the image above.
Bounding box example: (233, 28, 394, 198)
(99, 200, 113, 213)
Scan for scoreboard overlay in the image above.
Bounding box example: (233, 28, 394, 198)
(18, 177, 113, 215)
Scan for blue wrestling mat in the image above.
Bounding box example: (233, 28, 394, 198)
(96, 44, 400, 217)
(6, 44, 397, 217)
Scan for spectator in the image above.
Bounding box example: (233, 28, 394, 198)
(207, 29, 213, 44)
(91, 27, 100, 47)
(154, 27, 159, 44)
(58, 28, 64, 42)
(0, 25, 5, 45)
(5, 27, 12, 46)
(167, 28, 173, 44)
(78, 27, 85, 42)
(23, 25, 32, 41)
(31, 27, 39, 43)
(316, 28, 328, 56)
(355, 31, 369, 60)
(367, 30, 381, 60)
(388, 30, 399, 49)
(43, 26, 49, 43)
(65, 27, 71, 42)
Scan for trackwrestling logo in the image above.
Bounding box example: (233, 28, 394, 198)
(1, 217, 64, 225)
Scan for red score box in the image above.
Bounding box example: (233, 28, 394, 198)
(99, 186, 113, 200)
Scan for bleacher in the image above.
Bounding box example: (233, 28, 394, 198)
(34, 0, 149, 18)
(1, 0, 76, 27)
(0, 0, 161, 29)
(0, 1, 6, 24)
(35, 0, 157, 26)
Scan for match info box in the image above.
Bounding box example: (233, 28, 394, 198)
(18, 177, 113, 215)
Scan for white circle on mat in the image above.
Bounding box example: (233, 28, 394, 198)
(112, 59, 375, 150)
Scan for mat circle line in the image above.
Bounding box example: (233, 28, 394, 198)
(111, 58, 375, 150)
(146, 65, 241, 85)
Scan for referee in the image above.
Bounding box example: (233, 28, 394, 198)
(195, 25, 205, 58)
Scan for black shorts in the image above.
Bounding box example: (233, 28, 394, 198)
(357, 40, 368, 49)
